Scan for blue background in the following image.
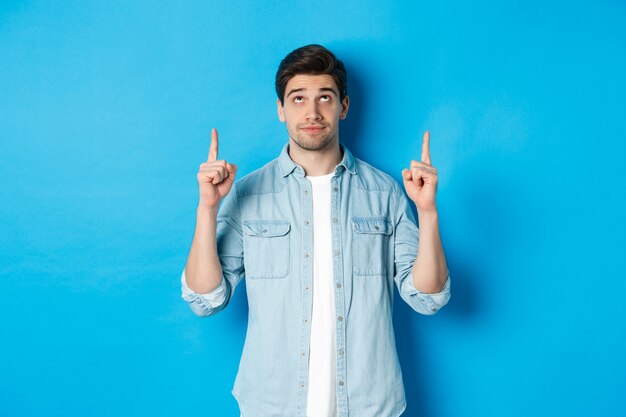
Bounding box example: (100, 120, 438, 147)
(1, 1, 625, 416)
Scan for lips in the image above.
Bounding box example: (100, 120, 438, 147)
(300, 125, 325, 133)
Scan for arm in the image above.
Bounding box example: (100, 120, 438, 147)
(395, 130, 450, 314)
(184, 206, 223, 294)
(181, 128, 241, 316)
(411, 210, 448, 294)
(403, 130, 449, 293)
(393, 189, 450, 315)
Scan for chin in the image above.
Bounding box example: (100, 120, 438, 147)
(294, 136, 334, 151)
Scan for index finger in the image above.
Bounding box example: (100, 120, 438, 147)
(208, 128, 218, 161)
(421, 130, 431, 165)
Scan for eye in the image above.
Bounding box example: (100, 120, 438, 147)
(319, 95, 332, 102)
(293, 96, 304, 103)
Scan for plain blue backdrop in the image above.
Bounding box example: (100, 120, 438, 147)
(1, 1, 625, 416)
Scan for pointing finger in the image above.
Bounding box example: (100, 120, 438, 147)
(421, 131, 431, 165)
(208, 128, 218, 162)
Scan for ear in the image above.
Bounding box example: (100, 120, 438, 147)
(339, 95, 350, 120)
(277, 98, 286, 122)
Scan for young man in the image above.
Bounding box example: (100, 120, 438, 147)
(181, 44, 451, 417)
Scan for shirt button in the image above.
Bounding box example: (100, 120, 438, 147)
(338, 381, 344, 386)
(374, 225, 379, 230)
(338, 348, 344, 355)
(336, 282, 341, 288)
(334, 250, 339, 256)
(337, 315, 343, 321)
(305, 220, 309, 225)
(333, 187, 338, 192)
(332, 218, 338, 223)
(300, 383, 305, 388)
(304, 252, 309, 258)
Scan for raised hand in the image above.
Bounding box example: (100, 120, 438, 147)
(402, 131, 438, 213)
(197, 128, 238, 210)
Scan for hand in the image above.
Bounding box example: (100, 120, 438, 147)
(402, 131, 438, 213)
(197, 128, 238, 210)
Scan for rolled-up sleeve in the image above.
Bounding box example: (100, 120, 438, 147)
(180, 183, 245, 317)
(392, 184, 451, 315)
(181, 269, 229, 316)
(400, 271, 451, 315)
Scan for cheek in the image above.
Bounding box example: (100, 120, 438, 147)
(284, 115, 298, 130)
(324, 106, 341, 120)
(285, 108, 306, 123)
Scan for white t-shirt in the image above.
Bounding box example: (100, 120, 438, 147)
(305, 172, 337, 417)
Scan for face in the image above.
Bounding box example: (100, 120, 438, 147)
(277, 74, 349, 151)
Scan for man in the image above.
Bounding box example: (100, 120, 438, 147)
(181, 44, 451, 417)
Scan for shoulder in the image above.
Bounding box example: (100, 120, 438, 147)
(233, 157, 284, 197)
(354, 157, 403, 196)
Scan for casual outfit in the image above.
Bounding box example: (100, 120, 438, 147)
(181, 143, 451, 417)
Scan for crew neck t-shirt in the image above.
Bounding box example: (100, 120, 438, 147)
(305, 171, 337, 417)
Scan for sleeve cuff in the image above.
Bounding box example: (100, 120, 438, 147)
(401, 271, 451, 314)
(180, 269, 227, 308)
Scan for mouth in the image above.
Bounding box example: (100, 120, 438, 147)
(300, 125, 326, 134)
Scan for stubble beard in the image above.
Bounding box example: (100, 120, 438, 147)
(288, 126, 337, 151)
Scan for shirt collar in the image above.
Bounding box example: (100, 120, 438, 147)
(278, 142, 357, 178)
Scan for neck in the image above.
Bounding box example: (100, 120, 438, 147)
(288, 139, 343, 176)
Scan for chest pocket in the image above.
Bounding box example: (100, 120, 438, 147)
(351, 216, 392, 276)
(242, 219, 291, 279)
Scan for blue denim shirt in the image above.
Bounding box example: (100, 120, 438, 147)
(181, 142, 451, 417)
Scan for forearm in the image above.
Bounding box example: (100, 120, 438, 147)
(184, 206, 224, 293)
(411, 210, 448, 294)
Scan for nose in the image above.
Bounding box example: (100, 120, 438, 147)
(306, 102, 321, 121)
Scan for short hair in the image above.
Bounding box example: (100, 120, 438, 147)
(275, 44, 348, 105)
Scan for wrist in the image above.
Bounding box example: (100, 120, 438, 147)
(417, 208, 439, 223)
(197, 204, 219, 219)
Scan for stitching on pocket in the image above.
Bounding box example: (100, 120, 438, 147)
(242, 220, 291, 279)
(351, 216, 391, 276)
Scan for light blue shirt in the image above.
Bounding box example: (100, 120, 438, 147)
(181, 142, 451, 417)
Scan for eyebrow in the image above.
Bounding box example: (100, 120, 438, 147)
(286, 87, 338, 98)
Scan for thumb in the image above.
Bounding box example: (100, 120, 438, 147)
(226, 163, 238, 176)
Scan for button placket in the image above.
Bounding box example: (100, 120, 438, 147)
(297, 178, 314, 411)
(330, 176, 349, 415)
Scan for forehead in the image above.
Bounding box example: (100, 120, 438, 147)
(285, 74, 339, 94)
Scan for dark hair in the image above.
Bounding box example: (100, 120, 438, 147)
(275, 44, 348, 105)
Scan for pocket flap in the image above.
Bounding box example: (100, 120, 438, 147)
(243, 220, 291, 237)
(351, 217, 392, 235)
